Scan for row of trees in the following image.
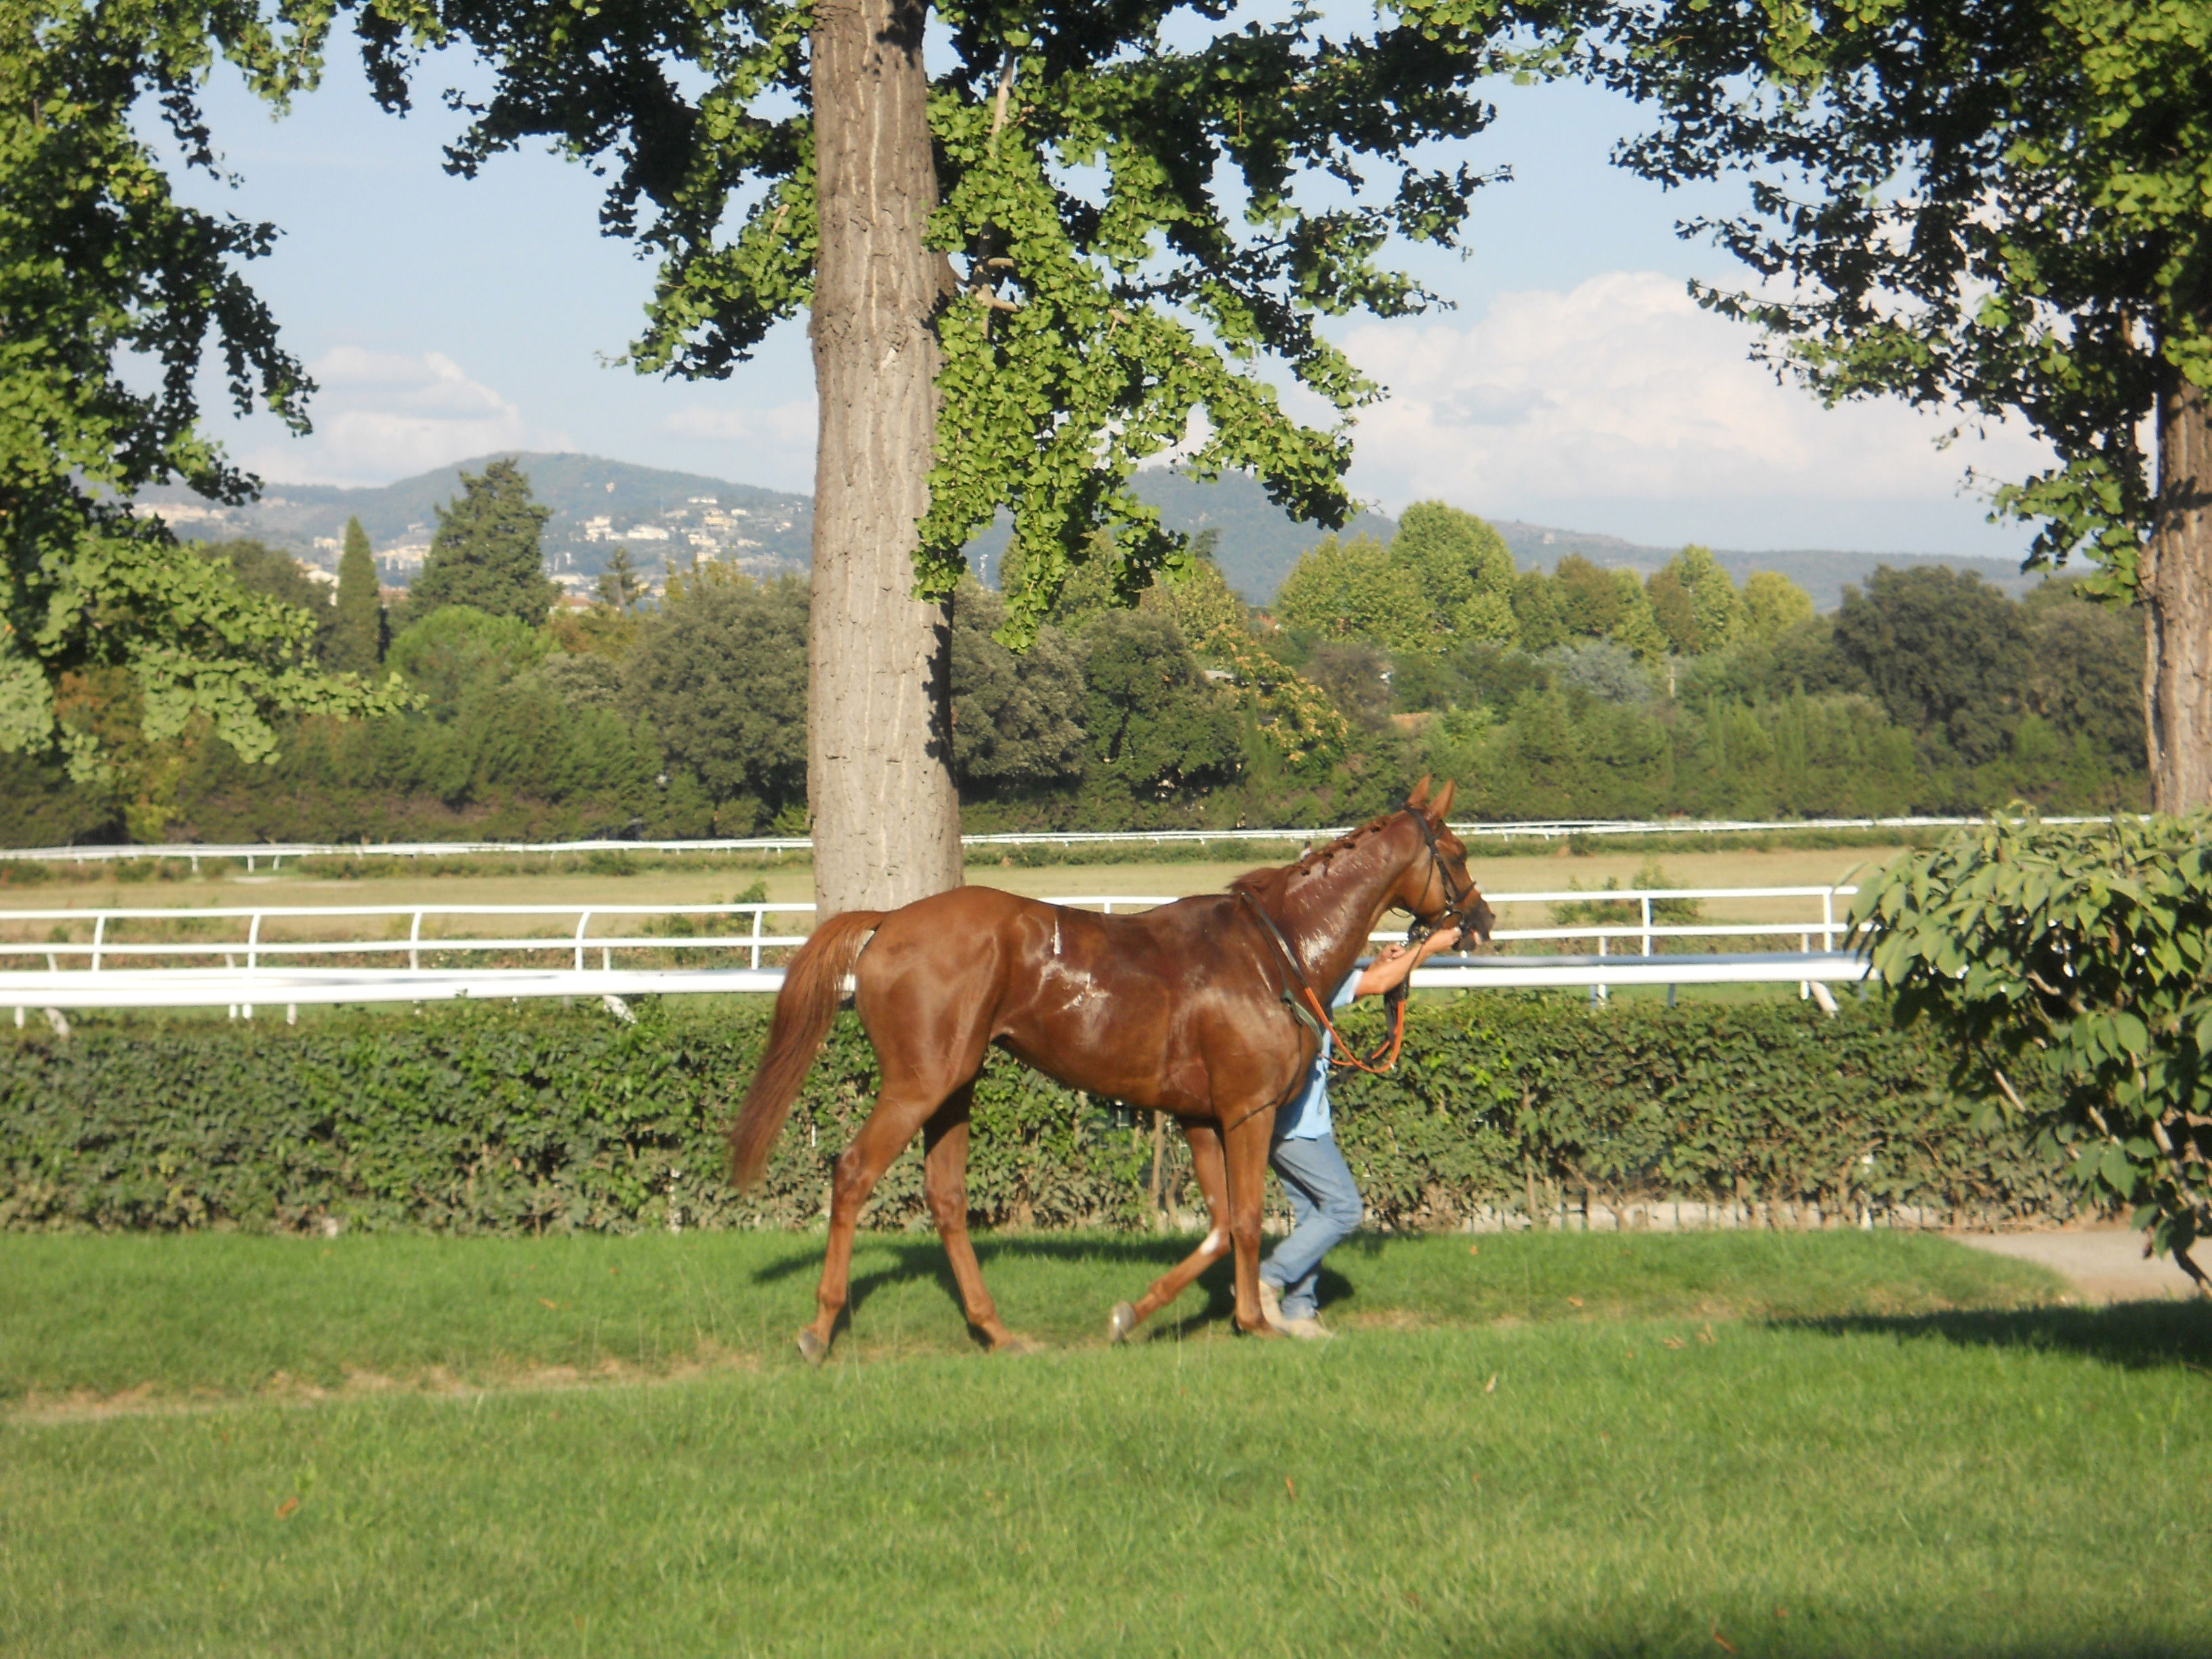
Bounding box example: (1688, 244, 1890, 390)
(0, 472, 2145, 844)
(1267, 504, 2145, 821)
(1275, 510, 1814, 661)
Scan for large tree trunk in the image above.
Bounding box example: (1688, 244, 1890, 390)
(2145, 363, 2212, 811)
(804, 0, 964, 914)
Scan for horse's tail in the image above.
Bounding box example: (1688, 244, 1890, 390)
(728, 909, 885, 1189)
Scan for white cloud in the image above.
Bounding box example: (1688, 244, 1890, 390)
(243, 350, 573, 485)
(660, 401, 817, 483)
(1340, 271, 2051, 527)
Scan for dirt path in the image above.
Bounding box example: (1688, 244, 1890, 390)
(1949, 1227, 2204, 1303)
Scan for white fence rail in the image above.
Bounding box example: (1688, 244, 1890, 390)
(0, 888, 1869, 1015)
(0, 814, 2118, 868)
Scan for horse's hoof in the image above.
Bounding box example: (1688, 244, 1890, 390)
(795, 1328, 829, 1367)
(1107, 1302, 1139, 1345)
(989, 1334, 1044, 1357)
(1235, 1317, 1285, 1340)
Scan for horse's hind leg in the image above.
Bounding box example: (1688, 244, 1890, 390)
(922, 1085, 1031, 1354)
(1223, 1107, 1283, 1338)
(1108, 1118, 1231, 1344)
(798, 1088, 941, 1365)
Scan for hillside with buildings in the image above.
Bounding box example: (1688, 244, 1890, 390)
(134, 453, 2030, 610)
(133, 454, 813, 599)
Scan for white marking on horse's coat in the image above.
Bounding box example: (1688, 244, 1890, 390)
(839, 928, 878, 1006)
(1202, 1227, 1226, 1254)
(1052, 914, 1061, 956)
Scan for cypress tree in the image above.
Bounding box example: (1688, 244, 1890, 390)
(327, 517, 382, 674)
(407, 458, 556, 626)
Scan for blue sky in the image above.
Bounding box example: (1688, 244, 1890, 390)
(171, 24, 2045, 560)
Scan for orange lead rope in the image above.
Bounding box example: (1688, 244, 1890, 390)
(1236, 886, 1412, 1076)
(1296, 977, 1408, 1076)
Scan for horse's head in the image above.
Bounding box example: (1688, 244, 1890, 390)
(1400, 777, 1492, 947)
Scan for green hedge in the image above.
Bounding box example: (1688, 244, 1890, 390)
(0, 995, 2081, 1235)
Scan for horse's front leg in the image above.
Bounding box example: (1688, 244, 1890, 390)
(1222, 1106, 1283, 1338)
(1108, 1117, 1230, 1343)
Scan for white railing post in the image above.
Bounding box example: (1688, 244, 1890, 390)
(90, 914, 106, 972)
(1595, 934, 1608, 1003)
(750, 907, 764, 970)
(409, 911, 423, 971)
(1822, 887, 1837, 951)
(1639, 895, 1652, 956)
(573, 911, 592, 972)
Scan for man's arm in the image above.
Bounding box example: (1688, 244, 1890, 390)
(1351, 926, 1467, 1000)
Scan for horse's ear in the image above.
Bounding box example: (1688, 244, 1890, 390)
(1406, 775, 1433, 810)
(1427, 779, 1456, 821)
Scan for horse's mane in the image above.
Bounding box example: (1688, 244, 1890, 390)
(1229, 809, 1401, 907)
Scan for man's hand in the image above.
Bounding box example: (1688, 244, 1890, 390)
(1353, 926, 1469, 1000)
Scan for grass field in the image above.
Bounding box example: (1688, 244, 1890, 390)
(5, 1230, 2209, 1657)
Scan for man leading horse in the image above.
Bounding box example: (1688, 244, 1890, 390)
(727, 778, 1493, 1362)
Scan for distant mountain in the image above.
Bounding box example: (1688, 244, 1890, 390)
(134, 453, 813, 588)
(136, 452, 2034, 612)
(1487, 519, 2040, 611)
(958, 469, 1399, 602)
(1122, 469, 1400, 602)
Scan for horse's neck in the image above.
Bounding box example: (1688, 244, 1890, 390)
(1277, 827, 1411, 995)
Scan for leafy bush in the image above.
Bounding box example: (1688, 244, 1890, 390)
(1855, 811, 2212, 1282)
(1, 995, 2076, 1237)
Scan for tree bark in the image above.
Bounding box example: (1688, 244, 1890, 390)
(2145, 361, 2212, 811)
(806, 0, 964, 913)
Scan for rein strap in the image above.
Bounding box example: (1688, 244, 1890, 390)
(1234, 887, 1408, 1077)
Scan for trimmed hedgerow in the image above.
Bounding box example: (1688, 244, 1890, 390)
(0, 994, 2076, 1235)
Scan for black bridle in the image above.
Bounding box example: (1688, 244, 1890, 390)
(1401, 807, 1488, 954)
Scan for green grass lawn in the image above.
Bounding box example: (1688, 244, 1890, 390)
(1, 1229, 2065, 1402)
(4, 1231, 2208, 1658)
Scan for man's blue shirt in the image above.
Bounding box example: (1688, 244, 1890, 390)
(1275, 972, 1359, 1141)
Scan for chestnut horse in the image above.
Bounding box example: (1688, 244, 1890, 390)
(729, 780, 1492, 1362)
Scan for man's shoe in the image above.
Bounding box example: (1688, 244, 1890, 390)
(1257, 1279, 1289, 1331)
(1279, 1313, 1334, 1341)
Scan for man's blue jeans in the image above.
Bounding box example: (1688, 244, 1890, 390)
(1260, 1130, 1364, 1320)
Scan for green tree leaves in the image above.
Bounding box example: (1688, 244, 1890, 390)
(405, 459, 558, 627)
(620, 566, 809, 833)
(1078, 608, 1243, 803)
(1832, 567, 2033, 767)
(1276, 504, 1524, 651)
(1, 1, 403, 775)
(1275, 533, 1433, 652)
(1853, 811, 2212, 1283)
(1578, 0, 2212, 585)
(327, 518, 384, 676)
(947, 579, 1086, 790)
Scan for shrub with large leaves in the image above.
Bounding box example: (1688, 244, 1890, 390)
(1853, 813, 2212, 1287)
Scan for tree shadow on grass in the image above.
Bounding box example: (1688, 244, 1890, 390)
(1783, 1298, 2212, 1374)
